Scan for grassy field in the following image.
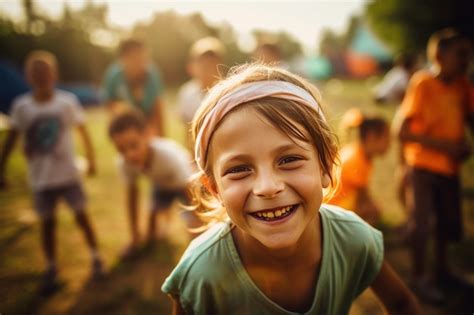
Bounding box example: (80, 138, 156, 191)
(0, 80, 473, 315)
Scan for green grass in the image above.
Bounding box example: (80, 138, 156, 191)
(0, 81, 473, 315)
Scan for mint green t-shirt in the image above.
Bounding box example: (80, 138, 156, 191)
(162, 205, 383, 315)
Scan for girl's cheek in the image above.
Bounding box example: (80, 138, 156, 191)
(221, 182, 249, 206)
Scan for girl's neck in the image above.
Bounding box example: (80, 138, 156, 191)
(233, 213, 322, 269)
(33, 89, 54, 102)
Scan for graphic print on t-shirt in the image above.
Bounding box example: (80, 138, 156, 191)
(25, 114, 63, 158)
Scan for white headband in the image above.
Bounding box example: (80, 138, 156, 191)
(194, 80, 323, 172)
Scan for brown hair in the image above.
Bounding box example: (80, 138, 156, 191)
(340, 108, 388, 141)
(189, 63, 339, 228)
(108, 110, 147, 138)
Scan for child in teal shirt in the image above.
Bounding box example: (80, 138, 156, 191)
(162, 64, 422, 315)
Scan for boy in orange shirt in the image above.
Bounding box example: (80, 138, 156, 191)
(328, 108, 390, 226)
(395, 28, 474, 303)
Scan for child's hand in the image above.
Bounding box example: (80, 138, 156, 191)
(448, 141, 471, 161)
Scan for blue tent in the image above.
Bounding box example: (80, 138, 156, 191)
(305, 56, 333, 80)
(350, 25, 392, 62)
(0, 60, 29, 114)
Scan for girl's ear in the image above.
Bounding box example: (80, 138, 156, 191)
(200, 175, 218, 197)
(321, 172, 331, 189)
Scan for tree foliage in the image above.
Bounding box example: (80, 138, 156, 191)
(1, 1, 304, 85)
(365, 0, 474, 54)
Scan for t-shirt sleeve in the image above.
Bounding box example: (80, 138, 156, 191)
(354, 224, 384, 296)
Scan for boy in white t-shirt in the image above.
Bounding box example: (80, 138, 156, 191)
(109, 111, 198, 258)
(374, 53, 417, 104)
(0, 51, 103, 295)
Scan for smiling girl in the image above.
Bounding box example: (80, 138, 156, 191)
(161, 64, 421, 315)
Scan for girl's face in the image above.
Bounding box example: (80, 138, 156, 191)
(209, 107, 330, 250)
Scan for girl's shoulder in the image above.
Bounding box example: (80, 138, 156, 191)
(320, 204, 383, 251)
(162, 221, 234, 295)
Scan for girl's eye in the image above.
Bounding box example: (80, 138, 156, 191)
(224, 165, 251, 176)
(279, 156, 301, 165)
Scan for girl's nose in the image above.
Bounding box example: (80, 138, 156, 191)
(252, 170, 284, 198)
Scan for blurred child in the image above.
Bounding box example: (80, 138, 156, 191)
(328, 108, 390, 226)
(395, 28, 474, 303)
(108, 111, 197, 258)
(178, 37, 225, 150)
(253, 40, 289, 69)
(162, 64, 421, 314)
(374, 53, 417, 104)
(0, 51, 103, 294)
(253, 38, 290, 70)
(102, 38, 165, 136)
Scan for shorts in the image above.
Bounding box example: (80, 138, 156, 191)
(409, 167, 463, 242)
(33, 182, 86, 220)
(151, 185, 189, 213)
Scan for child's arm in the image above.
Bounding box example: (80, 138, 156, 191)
(150, 98, 165, 137)
(398, 117, 470, 160)
(168, 294, 186, 315)
(370, 260, 423, 315)
(77, 125, 96, 176)
(355, 188, 380, 224)
(127, 180, 140, 244)
(0, 129, 19, 188)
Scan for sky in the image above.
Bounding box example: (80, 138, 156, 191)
(0, 0, 366, 53)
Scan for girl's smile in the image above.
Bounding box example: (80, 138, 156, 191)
(209, 106, 330, 250)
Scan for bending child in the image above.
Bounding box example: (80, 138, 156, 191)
(161, 64, 421, 314)
(109, 111, 198, 258)
(0, 50, 103, 295)
(328, 108, 390, 226)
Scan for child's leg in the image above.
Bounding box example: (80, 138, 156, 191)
(74, 212, 98, 251)
(33, 188, 61, 293)
(147, 210, 158, 241)
(34, 189, 60, 271)
(128, 202, 140, 247)
(434, 175, 462, 282)
(40, 215, 57, 270)
(409, 168, 435, 279)
(177, 189, 203, 238)
(63, 183, 103, 277)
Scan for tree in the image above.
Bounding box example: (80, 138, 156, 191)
(366, 0, 474, 54)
